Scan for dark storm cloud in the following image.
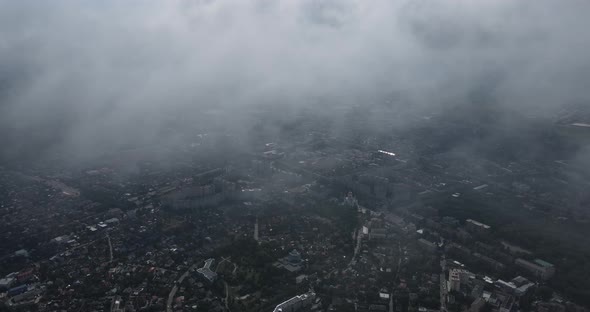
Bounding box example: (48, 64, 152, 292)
(0, 0, 589, 161)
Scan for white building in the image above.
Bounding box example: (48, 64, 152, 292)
(273, 292, 316, 312)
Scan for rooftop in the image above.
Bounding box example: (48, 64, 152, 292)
(196, 258, 217, 282)
(534, 259, 554, 268)
(466, 219, 491, 229)
(273, 292, 315, 312)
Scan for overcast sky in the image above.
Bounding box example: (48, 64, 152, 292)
(1, 0, 589, 162)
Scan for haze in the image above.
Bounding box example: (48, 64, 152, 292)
(0, 0, 589, 162)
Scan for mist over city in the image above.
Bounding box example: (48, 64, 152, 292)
(1, 1, 590, 311)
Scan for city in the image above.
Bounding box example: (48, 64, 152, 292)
(1, 1, 590, 312)
(1, 105, 589, 311)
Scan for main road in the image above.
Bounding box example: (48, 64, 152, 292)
(167, 263, 199, 312)
(347, 228, 363, 268)
(106, 233, 113, 262)
(439, 255, 447, 312)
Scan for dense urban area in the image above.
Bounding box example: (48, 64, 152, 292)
(1, 103, 589, 312)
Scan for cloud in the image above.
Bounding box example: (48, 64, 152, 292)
(0, 0, 589, 162)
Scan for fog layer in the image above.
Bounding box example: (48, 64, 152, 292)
(1, 0, 589, 161)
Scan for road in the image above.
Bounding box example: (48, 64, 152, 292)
(348, 228, 363, 267)
(389, 242, 404, 312)
(216, 256, 231, 272)
(106, 234, 113, 262)
(224, 281, 231, 312)
(76, 300, 85, 312)
(216, 256, 238, 276)
(440, 273, 447, 312)
(389, 292, 394, 312)
(397, 242, 402, 274)
(439, 255, 447, 312)
(167, 263, 199, 312)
